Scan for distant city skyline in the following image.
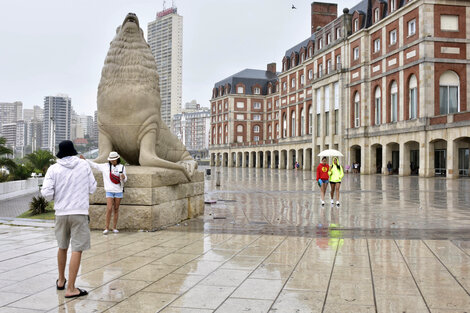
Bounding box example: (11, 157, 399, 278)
(0, 0, 349, 116)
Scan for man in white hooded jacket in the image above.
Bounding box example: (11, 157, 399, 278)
(41, 140, 97, 298)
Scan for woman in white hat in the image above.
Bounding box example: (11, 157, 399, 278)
(80, 152, 127, 234)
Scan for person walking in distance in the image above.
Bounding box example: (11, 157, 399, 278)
(41, 140, 97, 298)
(387, 161, 392, 175)
(80, 152, 127, 234)
(316, 157, 330, 206)
(329, 157, 344, 206)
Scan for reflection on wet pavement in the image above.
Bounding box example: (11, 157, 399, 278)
(0, 168, 468, 312)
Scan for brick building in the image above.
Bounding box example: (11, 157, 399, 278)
(210, 0, 470, 178)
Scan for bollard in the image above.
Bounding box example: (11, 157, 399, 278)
(216, 170, 221, 186)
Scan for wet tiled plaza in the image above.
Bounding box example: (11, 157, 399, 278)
(0, 168, 469, 312)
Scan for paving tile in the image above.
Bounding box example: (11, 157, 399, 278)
(232, 278, 284, 300)
(120, 263, 177, 281)
(173, 260, 223, 276)
(160, 307, 213, 313)
(143, 273, 205, 294)
(170, 285, 235, 310)
(249, 264, 294, 282)
(270, 290, 324, 312)
(50, 299, 117, 313)
(85, 279, 151, 302)
(199, 269, 250, 287)
(106, 291, 177, 313)
(375, 294, 428, 312)
(6, 288, 70, 311)
(215, 298, 272, 313)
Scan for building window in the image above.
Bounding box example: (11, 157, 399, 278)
(334, 109, 338, 134)
(291, 57, 295, 68)
(237, 136, 243, 143)
(354, 19, 359, 32)
(254, 87, 260, 95)
(336, 55, 341, 69)
(390, 81, 398, 122)
(236, 102, 244, 109)
(276, 124, 280, 138)
(275, 100, 280, 108)
(354, 92, 360, 127)
(309, 47, 313, 57)
(319, 38, 323, 49)
(325, 111, 329, 136)
(308, 106, 313, 134)
(236, 114, 244, 120)
(237, 86, 244, 94)
(300, 108, 305, 136)
(282, 114, 287, 137)
(327, 33, 331, 45)
(282, 82, 287, 91)
(301, 53, 305, 63)
(212, 105, 216, 112)
(327, 60, 332, 74)
(336, 27, 341, 39)
(375, 87, 381, 125)
(224, 101, 228, 109)
(318, 64, 323, 77)
(268, 86, 272, 94)
(439, 71, 460, 114)
(254, 136, 259, 142)
(390, 0, 396, 12)
(253, 114, 261, 121)
(374, 8, 379, 22)
(353, 47, 359, 60)
(253, 102, 261, 109)
(374, 38, 381, 53)
(218, 103, 221, 110)
(308, 69, 313, 80)
(316, 114, 321, 136)
(409, 75, 418, 119)
(390, 29, 397, 45)
(291, 111, 296, 136)
(253, 125, 260, 133)
(300, 74, 305, 85)
(237, 125, 243, 132)
(440, 15, 459, 31)
(291, 78, 296, 89)
(268, 102, 272, 109)
(408, 19, 416, 36)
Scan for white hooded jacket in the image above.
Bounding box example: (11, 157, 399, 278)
(41, 156, 97, 216)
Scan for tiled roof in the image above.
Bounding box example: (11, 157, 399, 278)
(284, 33, 315, 57)
(214, 69, 279, 96)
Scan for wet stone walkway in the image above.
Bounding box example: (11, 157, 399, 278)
(0, 167, 468, 312)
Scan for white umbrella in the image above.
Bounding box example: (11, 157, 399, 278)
(317, 149, 343, 157)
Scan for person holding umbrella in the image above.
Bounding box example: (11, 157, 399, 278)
(316, 156, 330, 206)
(329, 157, 344, 206)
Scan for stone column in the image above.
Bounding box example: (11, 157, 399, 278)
(419, 142, 426, 177)
(287, 150, 293, 170)
(280, 151, 286, 169)
(210, 153, 215, 166)
(447, 139, 458, 179)
(242, 152, 248, 168)
(256, 152, 261, 168)
(249, 152, 254, 168)
(270, 151, 276, 169)
(303, 149, 311, 171)
(424, 141, 434, 177)
(228, 152, 233, 168)
(399, 142, 406, 176)
(382, 144, 389, 175)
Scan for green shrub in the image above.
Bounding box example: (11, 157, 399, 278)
(29, 195, 49, 215)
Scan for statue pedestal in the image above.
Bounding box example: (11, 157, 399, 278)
(89, 166, 204, 231)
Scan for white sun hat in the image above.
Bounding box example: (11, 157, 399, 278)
(107, 151, 120, 161)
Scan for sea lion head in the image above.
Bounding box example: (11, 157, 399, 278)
(98, 13, 160, 96)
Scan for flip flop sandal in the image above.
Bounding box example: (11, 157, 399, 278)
(56, 279, 66, 290)
(65, 288, 88, 298)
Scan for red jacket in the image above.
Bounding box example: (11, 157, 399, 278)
(316, 163, 330, 181)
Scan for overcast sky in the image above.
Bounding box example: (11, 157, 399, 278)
(0, 0, 348, 116)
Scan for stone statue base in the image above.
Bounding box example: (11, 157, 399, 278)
(88, 166, 204, 231)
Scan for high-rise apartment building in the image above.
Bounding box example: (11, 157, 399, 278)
(172, 101, 210, 159)
(148, 7, 183, 127)
(42, 95, 72, 152)
(0, 101, 22, 135)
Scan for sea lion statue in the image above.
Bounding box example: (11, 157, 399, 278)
(94, 13, 197, 180)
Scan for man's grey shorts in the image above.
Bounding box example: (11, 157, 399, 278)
(55, 215, 90, 252)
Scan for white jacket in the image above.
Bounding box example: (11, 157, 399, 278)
(41, 156, 97, 216)
(86, 160, 127, 193)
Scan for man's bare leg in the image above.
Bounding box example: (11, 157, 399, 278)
(57, 248, 67, 288)
(65, 251, 83, 297)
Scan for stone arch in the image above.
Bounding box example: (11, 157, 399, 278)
(370, 143, 383, 174)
